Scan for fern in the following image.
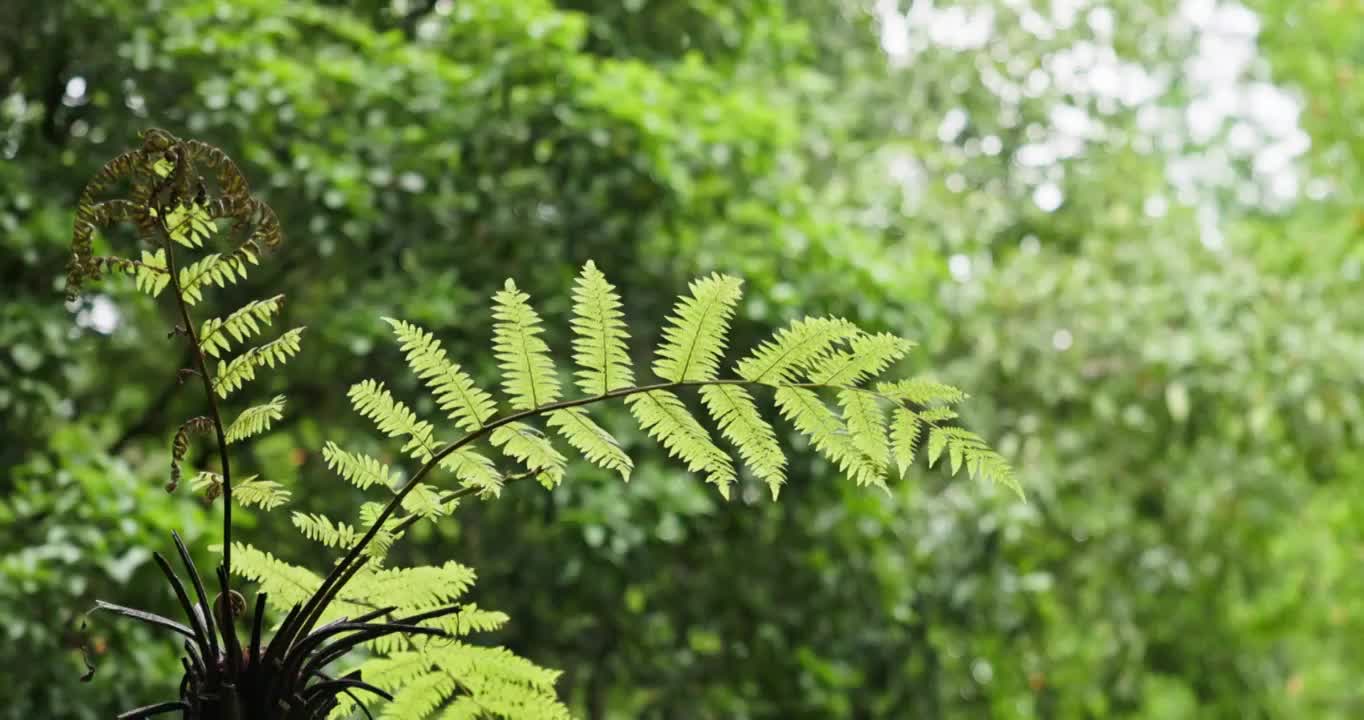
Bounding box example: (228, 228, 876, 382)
(492, 279, 562, 410)
(387, 318, 498, 432)
(212, 327, 305, 398)
(224, 395, 286, 444)
(628, 390, 738, 498)
(321, 441, 400, 490)
(199, 294, 286, 358)
(569, 260, 634, 394)
(652, 273, 743, 382)
(699, 384, 785, 498)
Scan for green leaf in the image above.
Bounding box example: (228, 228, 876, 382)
(492, 279, 561, 410)
(570, 261, 635, 395)
(653, 273, 743, 382)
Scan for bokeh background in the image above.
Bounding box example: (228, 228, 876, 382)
(3, 0, 1363, 717)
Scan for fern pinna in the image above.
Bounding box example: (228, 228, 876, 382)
(67, 131, 1017, 720)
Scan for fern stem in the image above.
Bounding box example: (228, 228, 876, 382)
(164, 240, 237, 676)
(292, 377, 927, 643)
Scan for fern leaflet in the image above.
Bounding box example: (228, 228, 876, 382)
(492, 279, 561, 410)
(653, 273, 743, 382)
(570, 260, 634, 394)
(627, 390, 736, 498)
(199, 294, 285, 358)
(211, 327, 304, 398)
(699, 384, 786, 498)
(224, 394, 285, 444)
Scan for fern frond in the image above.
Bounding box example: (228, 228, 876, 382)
(349, 379, 438, 460)
(546, 407, 633, 481)
(135, 249, 170, 297)
(570, 261, 634, 394)
(735, 316, 859, 383)
(436, 448, 505, 497)
(192, 472, 291, 509)
(627, 390, 736, 498)
(177, 251, 258, 305)
(492, 280, 561, 410)
(838, 389, 889, 473)
(199, 294, 285, 358)
(925, 426, 1020, 495)
(490, 422, 566, 489)
(163, 200, 214, 248)
(231, 543, 321, 611)
(321, 441, 400, 490)
(381, 672, 455, 720)
(386, 318, 498, 432)
(290, 511, 360, 549)
(890, 408, 922, 479)
(774, 387, 883, 488)
(211, 327, 305, 398)
(653, 273, 743, 383)
(224, 394, 285, 444)
(424, 603, 510, 637)
(699, 384, 786, 498)
(806, 332, 914, 386)
(345, 561, 477, 613)
(876, 378, 967, 406)
(401, 482, 459, 519)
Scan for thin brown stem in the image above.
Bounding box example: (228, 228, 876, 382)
(163, 239, 237, 678)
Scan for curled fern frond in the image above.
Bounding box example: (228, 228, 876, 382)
(169, 416, 214, 493)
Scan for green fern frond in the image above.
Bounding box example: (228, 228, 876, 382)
(290, 511, 360, 549)
(163, 200, 214, 248)
(546, 407, 633, 481)
(490, 423, 566, 489)
(224, 394, 285, 444)
(627, 390, 736, 498)
(925, 426, 1019, 495)
(806, 332, 914, 386)
(918, 407, 958, 423)
(492, 279, 561, 410)
(231, 543, 321, 611)
(436, 448, 504, 497)
(570, 261, 634, 394)
(386, 318, 498, 432)
(381, 672, 455, 720)
(774, 387, 883, 488)
(838, 389, 890, 473)
(349, 379, 438, 460)
(211, 327, 305, 398)
(735, 316, 858, 383)
(425, 603, 510, 637)
(890, 408, 922, 479)
(189, 472, 290, 509)
(199, 294, 285, 358)
(321, 441, 400, 490)
(135, 249, 170, 297)
(876, 378, 967, 406)
(699, 384, 786, 498)
(178, 251, 258, 305)
(345, 561, 477, 612)
(401, 482, 459, 519)
(653, 273, 743, 383)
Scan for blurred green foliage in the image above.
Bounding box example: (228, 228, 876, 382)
(2, 0, 1362, 718)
